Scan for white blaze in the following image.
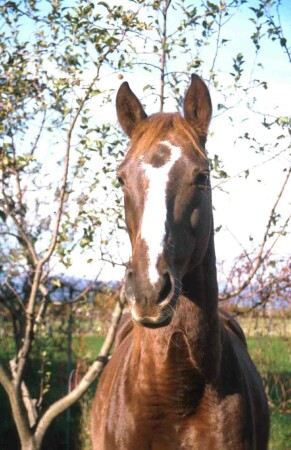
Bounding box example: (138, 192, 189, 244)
(141, 141, 181, 284)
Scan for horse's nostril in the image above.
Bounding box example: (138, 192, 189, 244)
(125, 270, 136, 304)
(126, 269, 134, 286)
(127, 269, 133, 278)
(158, 272, 172, 303)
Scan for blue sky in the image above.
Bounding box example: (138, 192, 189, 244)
(2, 0, 290, 282)
(91, 0, 291, 280)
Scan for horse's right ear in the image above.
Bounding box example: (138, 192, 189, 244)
(184, 74, 212, 144)
(116, 82, 147, 137)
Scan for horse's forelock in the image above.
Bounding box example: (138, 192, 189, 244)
(129, 113, 206, 159)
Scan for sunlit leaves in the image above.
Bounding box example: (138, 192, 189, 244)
(230, 53, 245, 83)
(0, 0, 289, 285)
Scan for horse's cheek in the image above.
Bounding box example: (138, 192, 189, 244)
(190, 208, 200, 230)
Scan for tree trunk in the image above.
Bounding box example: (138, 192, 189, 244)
(21, 440, 39, 450)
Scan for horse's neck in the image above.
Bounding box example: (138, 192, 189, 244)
(132, 234, 222, 382)
(180, 235, 222, 379)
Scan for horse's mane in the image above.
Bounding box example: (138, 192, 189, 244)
(130, 112, 206, 159)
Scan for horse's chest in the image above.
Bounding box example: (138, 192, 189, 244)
(105, 384, 247, 450)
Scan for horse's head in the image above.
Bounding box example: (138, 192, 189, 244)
(116, 75, 212, 328)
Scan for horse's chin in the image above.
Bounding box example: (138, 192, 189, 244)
(133, 313, 173, 329)
(126, 274, 181, 328)
(130, 298, 177, 329)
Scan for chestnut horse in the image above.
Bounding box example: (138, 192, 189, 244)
(91, 75, 269, 449)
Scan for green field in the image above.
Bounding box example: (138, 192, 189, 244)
(0, 332, 290, 449)
(247, 336, 291, 450)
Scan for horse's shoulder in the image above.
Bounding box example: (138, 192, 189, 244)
(219, 308, 247, 348)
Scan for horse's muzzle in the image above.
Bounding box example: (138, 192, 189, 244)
(124, 269, 178, 328)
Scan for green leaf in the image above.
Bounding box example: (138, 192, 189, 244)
(0, 211, 7, 222)
(52, 279, 62, 288)
(98, 1, 110, 10)
(280, 37, 287, 47)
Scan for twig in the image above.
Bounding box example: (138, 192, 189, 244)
(2, 188, 38, 265)
(208, 6, 223, 81)
(30, 109, 47, 157)
(219, 168, 290, 301)
(159, 0, 172, 112)
(34, 291, 126, 447)
(52, 270, 102, 305)
(213, 146, 290, 189)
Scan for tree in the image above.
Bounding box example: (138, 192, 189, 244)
(0, 0, 290, 448)
(0, 1, 147, 448)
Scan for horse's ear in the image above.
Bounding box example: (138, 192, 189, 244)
(116, 82, 147, 137)
(184, 74, 212, 142)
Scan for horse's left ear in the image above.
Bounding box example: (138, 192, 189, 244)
(116, 82, 147, 137)
(184, 74, 212, 142)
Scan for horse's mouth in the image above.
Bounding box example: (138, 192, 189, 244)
(133, 312, 173, 329)
(130, 297, 177, 329)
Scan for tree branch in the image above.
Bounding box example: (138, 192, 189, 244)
(219, 167, 290, 301)
(0, 364, 34, 448)
(34, 291, 126, 447)
(159, 0, 172, 112)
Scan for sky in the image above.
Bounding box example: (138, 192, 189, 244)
(3, 0, 290, 283)
(87, 0, 291, 282)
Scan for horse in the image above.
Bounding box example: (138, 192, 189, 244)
(91, 74, 269, 449)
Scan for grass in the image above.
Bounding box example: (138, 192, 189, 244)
(247, 336, 291, 450)
(247, 336, 291, 373)
(270, 414, 291, 450)
(73, 335, 104, 360)
(240, 317, 291, 338)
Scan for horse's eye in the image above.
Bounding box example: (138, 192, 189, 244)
(195, 172, 209, 186)
(117, 177, 124, 187)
